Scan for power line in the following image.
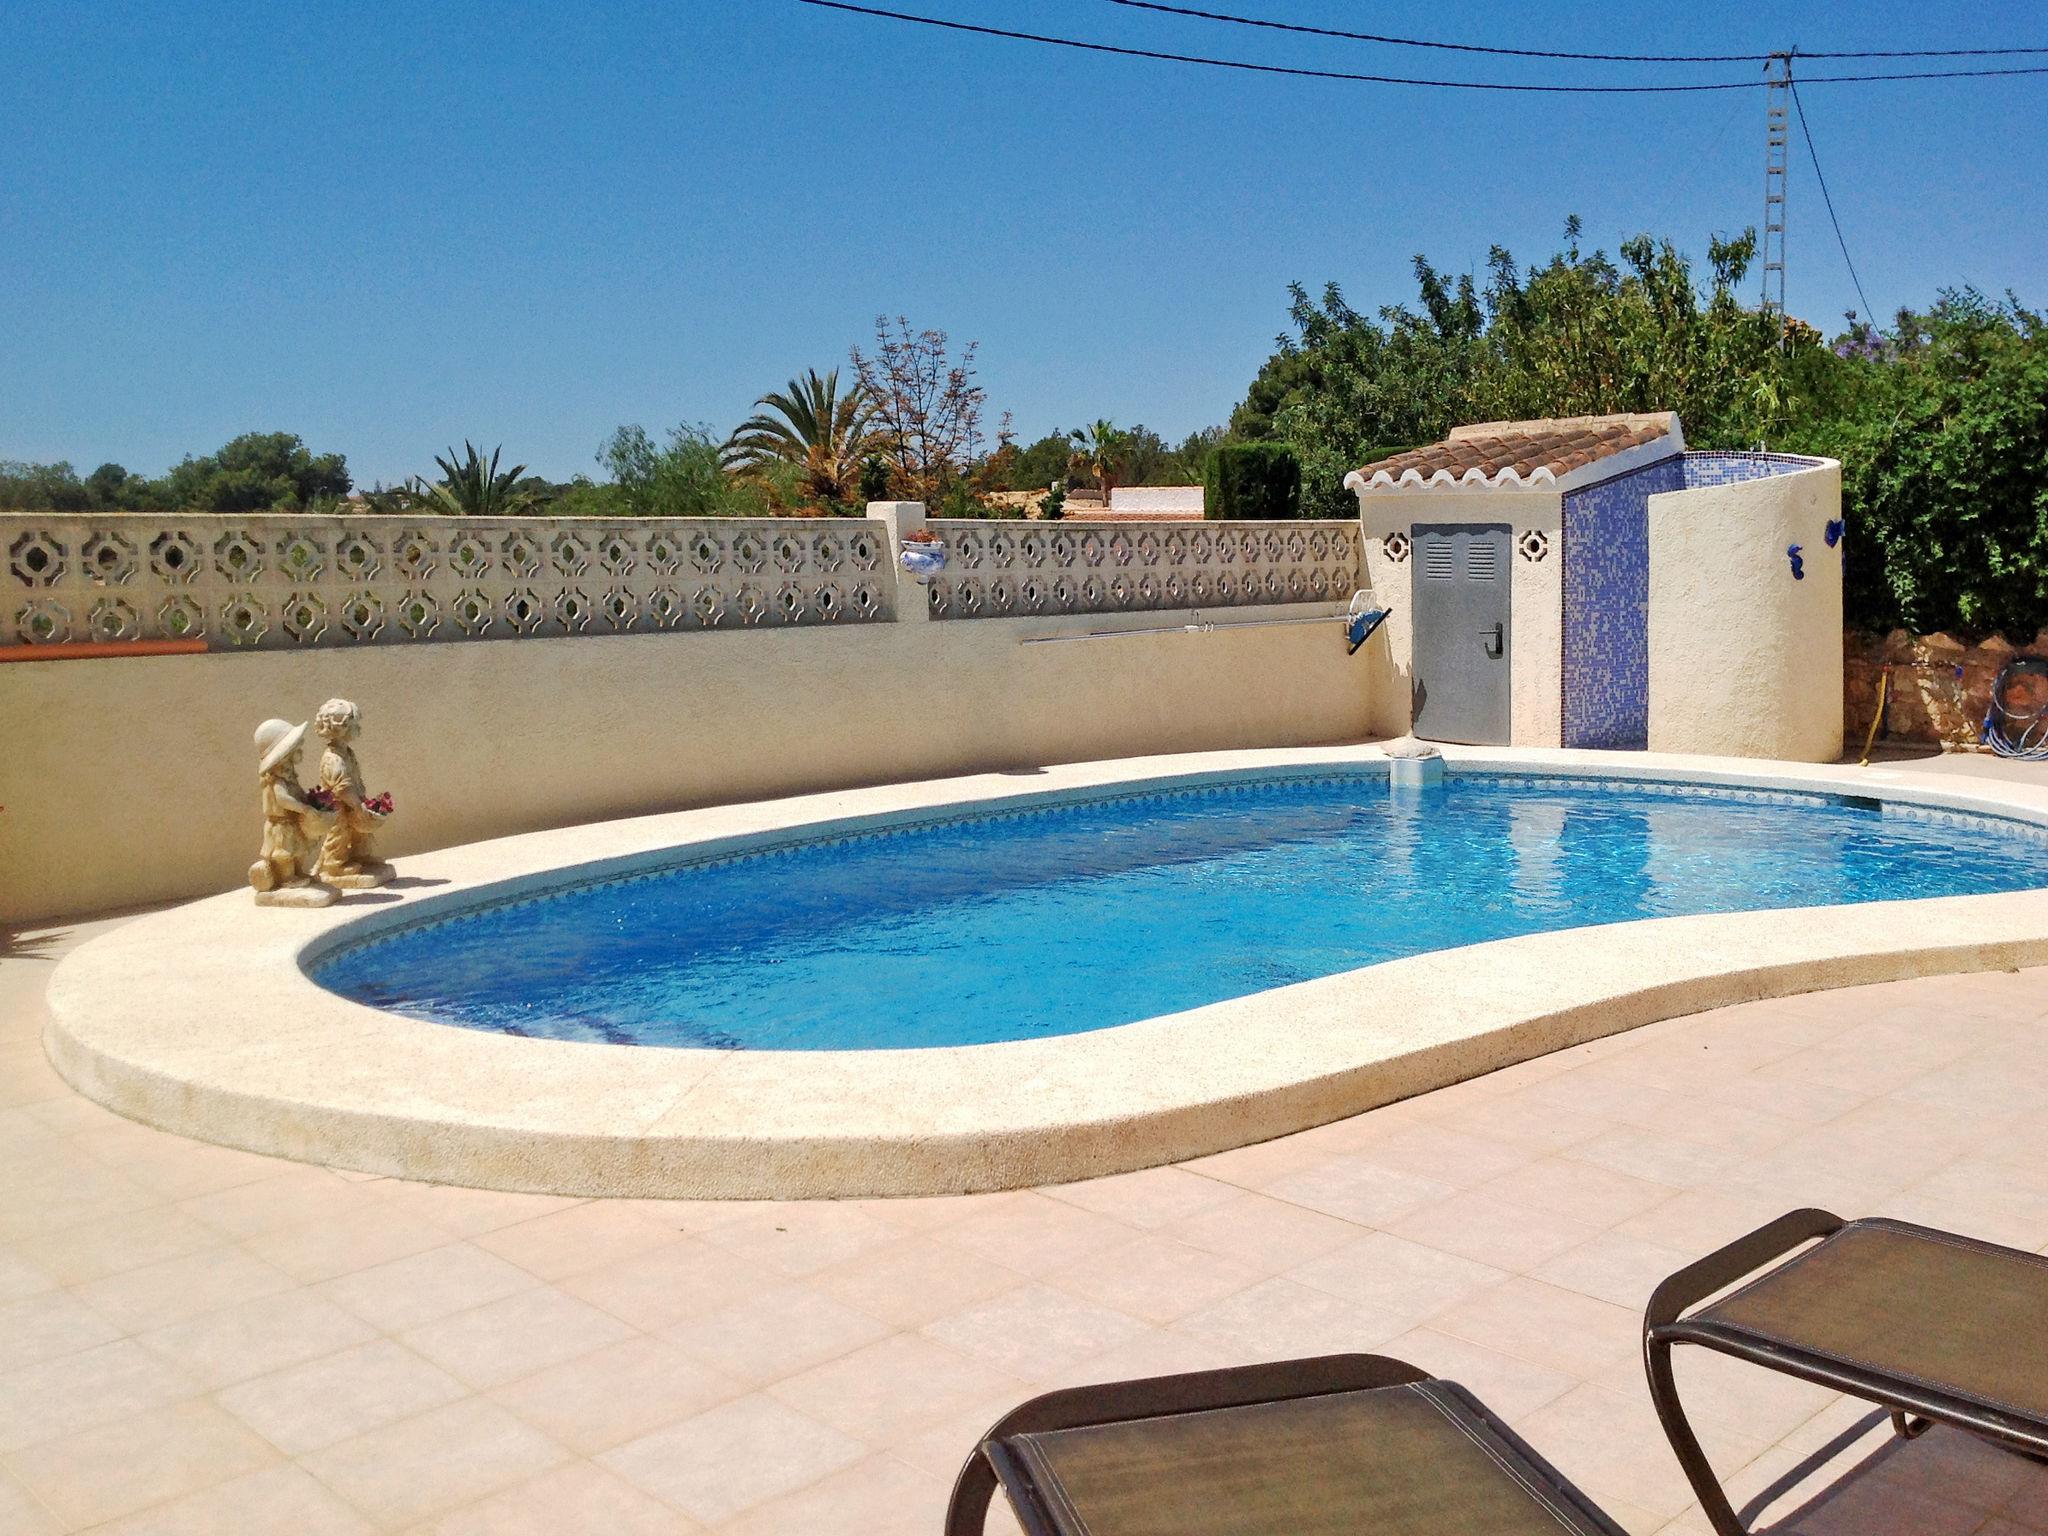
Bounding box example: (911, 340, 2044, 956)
(796, 3, 2048, 90)
(1105, 0, 1761, 64)
(1790, 78, 1876, 321)
(792, 1, 1752, 91)
(1106, 0, 2048, 65)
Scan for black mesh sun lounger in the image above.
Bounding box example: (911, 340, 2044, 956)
(1644, 1207, 2048, 1536)
(944, 1353, 1629, 1535)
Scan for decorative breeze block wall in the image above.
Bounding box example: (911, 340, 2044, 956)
(4, 515, 898, 649)
(922, 520, 1362, 621)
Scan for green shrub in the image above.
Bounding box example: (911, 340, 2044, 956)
(1204, 442, 1302, 520)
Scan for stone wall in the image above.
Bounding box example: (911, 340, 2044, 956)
(1844, 629, 2048, 749)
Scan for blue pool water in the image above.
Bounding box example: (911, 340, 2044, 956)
(311, 773, 2048, 1051)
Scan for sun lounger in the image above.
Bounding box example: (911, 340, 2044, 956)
(1645, 1207, 2048, 1536)
(944, 1353, 1629, 1535)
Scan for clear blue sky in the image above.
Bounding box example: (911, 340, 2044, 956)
(4, 1, 2044, 487)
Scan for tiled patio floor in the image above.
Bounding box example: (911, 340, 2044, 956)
(4, 916, 2047, 1534)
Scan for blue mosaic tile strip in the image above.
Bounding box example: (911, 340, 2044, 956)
(1561, 458, 1680, 749)
(1677, 450, 1824, 487)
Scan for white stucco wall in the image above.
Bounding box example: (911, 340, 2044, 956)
(1108, 486, 1204, 515)
(0, 607, 1377, 923)
(1351, 488, 1562, 745)
(1646, 460, 1844, 761)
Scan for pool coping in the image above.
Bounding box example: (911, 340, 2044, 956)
(43, 744, 2048, 1198)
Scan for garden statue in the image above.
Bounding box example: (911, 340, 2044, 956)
(249, 718, 338, 907)
(313, 697, 395, 888)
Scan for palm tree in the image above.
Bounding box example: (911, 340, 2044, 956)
(409, 442, 539, 517)
(724, 369, 878, 506)
(1067, 420, 1133, 509)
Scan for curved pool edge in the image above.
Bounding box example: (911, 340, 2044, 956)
(43, 744, 2048, 1198)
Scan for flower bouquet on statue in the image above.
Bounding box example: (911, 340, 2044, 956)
(365, 792, 395, 816)
(306, 785, 337, 811)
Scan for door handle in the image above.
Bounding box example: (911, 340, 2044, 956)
(1481, 622, 1504, 659)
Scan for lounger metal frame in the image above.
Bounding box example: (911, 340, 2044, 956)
(1644, 1207, 2048, 1536)
(945, 1352, 1627, 1536)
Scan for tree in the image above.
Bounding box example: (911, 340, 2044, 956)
(1235, 220, 1809, 515)
(1067, 420, 1133, 504)
(598, 424, 769, 518)
(723, 368, 878, 507)
(850, 316, 989, 503)
(162, 431, 351, 511)
(1779, 290, 2048, 635)
(408, 442, 540, 517)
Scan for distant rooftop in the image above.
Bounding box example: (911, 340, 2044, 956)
(1346, 412, 1683, 493)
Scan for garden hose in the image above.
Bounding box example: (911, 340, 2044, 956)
(1857, 665, 1890, 767)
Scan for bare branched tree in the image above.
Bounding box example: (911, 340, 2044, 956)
(850, 316, 988, 504)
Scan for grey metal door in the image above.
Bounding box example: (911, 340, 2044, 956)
(1411, 523, 1511, 745)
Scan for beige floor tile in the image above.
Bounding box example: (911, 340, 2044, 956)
(2, 1397, 278, 1530)
(0, 1290, 120, 1371)
(1438, 1090, 1610, 1154)
(317, 1240, 540, 1333)
(81, 1462, 374, 1535)
(1532, 1228, 1695, 1310)
(399, 1286, 637, 1391)
(1386, 1189, 1604, 1272)
(718, 1451, 947, 1536)
(140, 1287, 378, 1391)
(695, 1202, 902, 1278)
(177, 1166, 389, 1241)
(215, 1337, 469, 1456)
(0, 1250, 54, 1308)
(1160, 1190, 1361, 1270)
(1037, 1165, 1242, 1228)
(490, 1335, 743, 1455)
(298, 1396, 569, 1529)
(929, 1193, 1138, 1279)
(73, 1244, 297, 1335)
(1345, 1123, 1538, 1187)
(809, 1234, 1028, 1329)
(404, 1460, 703, 1535)
(920, 1283, 1149, 1379)
(1429, 1275, 1641, 1378)
(766, 1332, 1029, 1447)
(1284, 1230, 1507, 1331)
(1041, 1326, 1244, 1392)
(372, 1182, 583, 1238)
(599, 1392, 866, 1526)
(1053, 1232, 1264, 1325)
(1517, 1382, 1766, 1522)
(1172, 1276, 1407, 1362)
(1258, 1153, 1458, 1228)
(243, 1205, 455, 1286)
(664, 1283, 893, 1387)
(559, 1235, 779, 1332)
(0, 1469, 60, 1535)
(86, 1136, 283, 1204)
(1469, 1154, 1676, 1228)
(10, 1204, 219, 1287)
(0, 1337, 198, 1455)
(470, 1200, 682, 1282)
(1377, 1326, 1576, 1420)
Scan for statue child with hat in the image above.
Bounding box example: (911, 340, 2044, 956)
(249, 717, 338, 907)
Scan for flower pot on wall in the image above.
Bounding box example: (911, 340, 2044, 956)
(899, 541, 946, 581)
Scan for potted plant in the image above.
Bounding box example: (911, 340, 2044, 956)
(898, 526, 947, 581)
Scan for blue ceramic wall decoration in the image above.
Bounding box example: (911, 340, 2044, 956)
(1787, 544, 1806, 580)
(1824, 518, 1844, 548)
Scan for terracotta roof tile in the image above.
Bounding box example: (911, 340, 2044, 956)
(1349, 413, 1680, 490)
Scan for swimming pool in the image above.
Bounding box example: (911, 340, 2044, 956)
(311, 770, 2048, 1051)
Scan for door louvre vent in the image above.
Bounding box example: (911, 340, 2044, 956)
(1422, 542, 1456, 580)
(1466, 543, 1499, 581)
